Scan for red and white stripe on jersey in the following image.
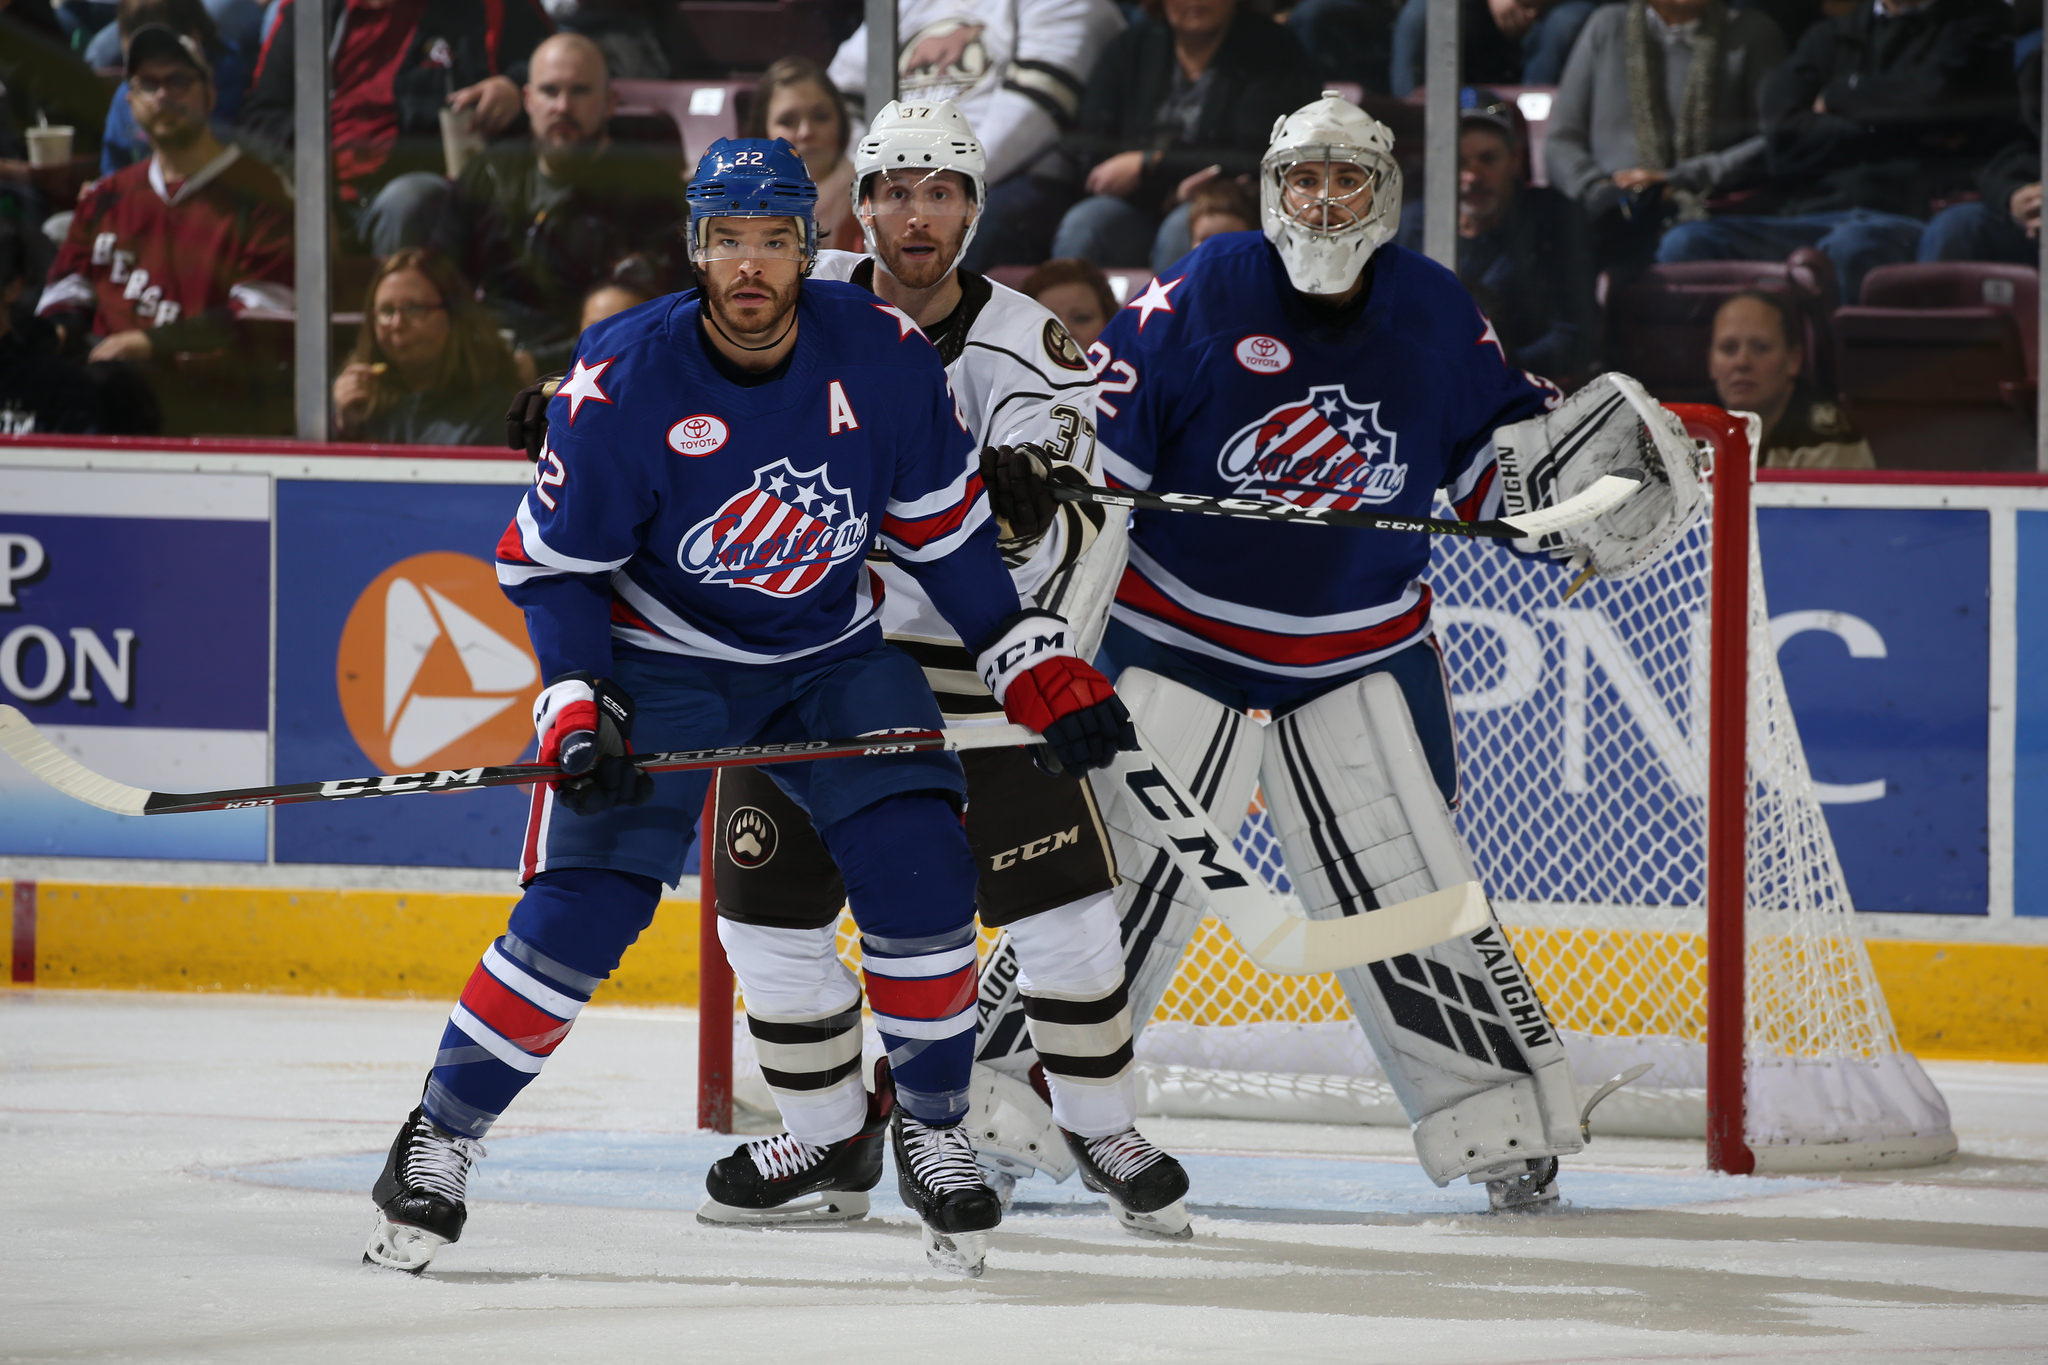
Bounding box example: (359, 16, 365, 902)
(448, 940, 587, 1073)
(861, 938, 979, 1041)
(707, 481, 845, 596)
(496, 496, 630, 587)
(1111, 545, 1435, 680)
(607, 566, 883, 664)
(879, 463, 992, 563)
(1445, 441, 1504, 524)
(519, 777, 558, 882)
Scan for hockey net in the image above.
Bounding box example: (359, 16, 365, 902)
(1131, 407, 1955, 1170)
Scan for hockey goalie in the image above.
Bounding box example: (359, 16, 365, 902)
(973, 91, 1706, 1210)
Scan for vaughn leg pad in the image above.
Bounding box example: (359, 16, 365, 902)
(1263, 672, 1582, 1185)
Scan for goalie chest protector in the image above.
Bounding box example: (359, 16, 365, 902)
(1091, 233, 1559, 689)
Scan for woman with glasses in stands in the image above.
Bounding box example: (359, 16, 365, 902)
(1708, 289, 1872, 469)
(333, 247, 522, 446)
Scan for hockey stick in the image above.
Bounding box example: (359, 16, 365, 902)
(0, 705, 1038, 816)
(1052, 472, 1644, 540)
(1101, 741, 1490, 974)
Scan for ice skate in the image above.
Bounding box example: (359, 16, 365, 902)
(698, 1065, 894, 1227)
(892, 1110, 1003, 1277)
(1481, 1156, 1562, 1212)
(363, 1105, 484, 1274)
(1065, 1127, 1193, 1241)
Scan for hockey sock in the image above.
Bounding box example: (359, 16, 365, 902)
(821, 793, 981, 1126)
(424, 868, 661, 1138)
(718, 918, 868, 1146)
(1005, 892, 1138, 1137)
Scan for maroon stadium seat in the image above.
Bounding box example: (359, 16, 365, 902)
(1604, 251, 1838, 405)
(1833, 263, 2039, 471)
(613, 79, 749, 164)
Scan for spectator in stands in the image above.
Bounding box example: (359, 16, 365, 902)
(97, 0, 253, 176)
(1390, 0, 1599, 98)
(743, 57, 862, 254)
(1397, 98, 1597, 379)
(240, 0, 552, 257)
(1543, 0, 1786, 274)
(36, 26, 294, 433)
(1709, 288, 1873, 466)
(1185, 173, 1255, 247)
(1284, 0, 1394, 94)
(831, 0, 1128, 271)
(1054, 0, 1319, 270)
(0, 215, 100, 434)
(539, 0, 669, 79)
(436, 32, 685, 375)
(85, 0, 261, 69)
(1656, 0, 2018, 302)
(1021, 255, 1118, 348)
(1920, 47, 2040, 264)
(577, 251, 656, 330)
(332, 246, 520, 444)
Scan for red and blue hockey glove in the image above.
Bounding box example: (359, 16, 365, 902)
(532, 673, 655, 816)
(975, 610, 1137, 775)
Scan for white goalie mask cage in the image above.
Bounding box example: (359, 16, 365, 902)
(852, 98, 988, 276)
(1261, 92, 1402, 296)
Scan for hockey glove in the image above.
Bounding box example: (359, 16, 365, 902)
(981, 441, 1060, 549)
(975, 609, 1136, 775)
(533, 673, 655, 816)
(506, 373, 564, 462)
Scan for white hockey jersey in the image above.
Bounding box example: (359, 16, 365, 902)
(827, 0, 1125, 184)
(812, 248, 1112, 719)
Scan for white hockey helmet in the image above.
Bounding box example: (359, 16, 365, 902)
(1261, 92, 1402, 296)
(852, 98, 988, 272)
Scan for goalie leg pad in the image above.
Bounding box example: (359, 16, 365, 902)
(718, 917, 868, 1146)
(965, 1063, 1078, 1184)
(1087, 668, 1265, 1025)
(1005, 890, 1138, 1138)
(1263, 667, 1583, 1185)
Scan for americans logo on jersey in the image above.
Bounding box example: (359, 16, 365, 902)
(1217, 384, 1407, 510)
(677, 458, 871, 597)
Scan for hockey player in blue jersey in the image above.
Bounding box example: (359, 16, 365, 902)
(362, 136, 1137, 1277)
(1026, 93, 1703, 1210)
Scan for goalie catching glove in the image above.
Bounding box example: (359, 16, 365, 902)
(1494, 372, 1706, 579)
(975, 610, 1137, 774)
(533, 673, 656, 816)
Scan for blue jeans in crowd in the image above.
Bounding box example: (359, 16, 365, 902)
(1050, 196, 1195, 274)
(1656, 209, 1926, 305)
(1917, 201, 2037, 266)
(1391, 0, 1598, 96)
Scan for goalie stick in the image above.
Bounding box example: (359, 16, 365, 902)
(1051, 471, 1644, 540)
(0, 705, 1481, 974)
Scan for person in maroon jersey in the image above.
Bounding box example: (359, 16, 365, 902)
(36, 25, 294, 433)
(239, 0, 552, 256)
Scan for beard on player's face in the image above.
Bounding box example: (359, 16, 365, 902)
(702, 260, 802, 338)
(874, 215, 967, 290)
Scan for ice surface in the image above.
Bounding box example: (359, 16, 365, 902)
(5, 990, 2046, 1363)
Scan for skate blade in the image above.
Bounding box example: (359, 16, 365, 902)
(362, 1216, 448, 1273)
(1110, 1196, 1193, 1242)
(922, 1226, 988, 1278)
(1487, 1181, 1563, 1213)
(695, 1190, 871, 1227)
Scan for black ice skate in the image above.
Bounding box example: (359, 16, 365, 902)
(1064, 1127, 1193, 1241)
(1482, 1156, 1562, 1212)
(698, 1064, 895, 1227)
(363, 1105, 485, 1273)
(892, 1110, 1004, 1276)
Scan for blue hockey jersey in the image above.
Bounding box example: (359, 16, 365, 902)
(1092, 233, 1559, 688)
(496, 279, 1022, 680)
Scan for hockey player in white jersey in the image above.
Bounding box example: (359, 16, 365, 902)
(979, 92, 1705, 1210)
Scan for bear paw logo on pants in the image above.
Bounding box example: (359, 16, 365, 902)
(725, 805, 778, 869)
(336, 552, 541, 772)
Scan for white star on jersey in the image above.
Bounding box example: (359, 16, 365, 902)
(1476, 317, 1508, 366)
(874, 303, 923, 340)
(558, 357, 615, 424)
(1127, 275, 1182, 332)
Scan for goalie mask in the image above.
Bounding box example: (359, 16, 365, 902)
(853, 98, 987, 277)
(1261, 93, 1401, 296)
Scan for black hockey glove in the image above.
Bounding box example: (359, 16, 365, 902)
(533, 672, 656, 816)
(506, 374, 564, 462)
(980, 441, 1059, 549)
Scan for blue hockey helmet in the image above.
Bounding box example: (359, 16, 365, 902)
(686, 137, 819, 268)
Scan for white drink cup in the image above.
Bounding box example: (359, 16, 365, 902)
(26, 125, 74, 169)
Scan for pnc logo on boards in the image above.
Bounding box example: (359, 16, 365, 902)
(336, 552, 541, 773)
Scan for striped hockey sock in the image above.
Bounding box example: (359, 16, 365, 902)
(861, 923, 980, 1125)
(424, 933, 594, 1138)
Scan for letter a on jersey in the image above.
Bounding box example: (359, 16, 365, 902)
(827, 379, 860, 433)
(676, 458, 871, 597)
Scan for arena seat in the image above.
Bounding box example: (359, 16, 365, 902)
(612, 79, 750, 163)
(1604, 250, 1838, 405)
(1833, 263, 2039, 471)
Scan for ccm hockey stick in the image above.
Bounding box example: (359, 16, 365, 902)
(0, 704, 1477, 973)
(1052, 471, 1644, 541)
